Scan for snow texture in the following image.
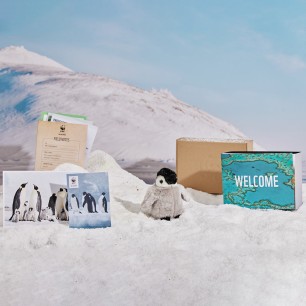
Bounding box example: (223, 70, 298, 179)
(0, 46, 71, 71)
(1, 150, 306, 306)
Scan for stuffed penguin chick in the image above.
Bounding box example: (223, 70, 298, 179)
(141, 168, 190, 220)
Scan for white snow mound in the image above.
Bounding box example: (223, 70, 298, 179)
(1, 150, 306, 305)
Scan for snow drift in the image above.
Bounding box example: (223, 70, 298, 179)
(1, 150, 306, 306)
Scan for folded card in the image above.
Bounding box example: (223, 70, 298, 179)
(66, 172, 111, 229)
(221, 151, 303, 210)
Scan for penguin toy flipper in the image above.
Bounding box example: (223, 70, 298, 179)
(140, 186, 160, 216)
(76, 197, 79, 208)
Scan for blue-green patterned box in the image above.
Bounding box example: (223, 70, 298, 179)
(221, 152, 302, 210)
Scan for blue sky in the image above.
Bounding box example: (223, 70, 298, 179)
(1, 0, 306, 152)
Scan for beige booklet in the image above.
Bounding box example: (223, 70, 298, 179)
(35, 121, 88, 170)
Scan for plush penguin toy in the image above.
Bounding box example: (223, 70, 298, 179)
(140, 168, 190, 220)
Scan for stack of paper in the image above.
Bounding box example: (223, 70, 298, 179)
(35, 112, 98, 170)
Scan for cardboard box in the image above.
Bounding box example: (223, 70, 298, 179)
(221, 151, 302, 210)
(176, 138, 253, 194)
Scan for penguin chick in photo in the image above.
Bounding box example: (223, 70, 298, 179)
(26, 207, 36, 222)
(12, 209, 21, 222)
(40, 207, 52, 220)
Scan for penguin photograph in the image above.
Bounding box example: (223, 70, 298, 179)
(3, 171, 69, 227)
(66, 172, 111, 228)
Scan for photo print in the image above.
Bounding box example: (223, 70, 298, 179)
(66, 172, 111, 228)
(3, 171, 71, 226)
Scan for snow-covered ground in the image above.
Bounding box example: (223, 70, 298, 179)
(1, 151, 306, 306)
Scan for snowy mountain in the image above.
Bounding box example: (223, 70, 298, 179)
(0, 46, 70, 71)
(0, 46, 254, 179)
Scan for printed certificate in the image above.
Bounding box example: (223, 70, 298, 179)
(35, 121, 87, 170)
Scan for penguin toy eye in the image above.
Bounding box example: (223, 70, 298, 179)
(156, 175, 169, 188)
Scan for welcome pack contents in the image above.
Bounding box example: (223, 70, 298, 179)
(35, 112, 98, 170)
(3, 171, 111, 229)
(176, 138, 253, 194)
(221, 151, 302, 210)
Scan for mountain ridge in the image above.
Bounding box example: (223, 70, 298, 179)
(0, 45, 71, 71)
(0, 46, 254, 180)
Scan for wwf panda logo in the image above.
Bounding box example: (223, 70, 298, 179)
(60, 125, 66, 132)
(69, 176, 79, 188)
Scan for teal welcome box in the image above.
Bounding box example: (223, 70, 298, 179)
(221, 152, 302, 210)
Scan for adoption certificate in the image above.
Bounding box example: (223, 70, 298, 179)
(46, 112, 98, 158)
(35, 121, 87, 170)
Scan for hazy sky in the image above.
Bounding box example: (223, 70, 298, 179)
(1, 0, 306, 152)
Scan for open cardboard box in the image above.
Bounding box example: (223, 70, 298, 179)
(176, 138, 253, 194)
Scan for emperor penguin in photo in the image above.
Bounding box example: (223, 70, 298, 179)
(9, 182, 27, 221)
(70, 194, 80, 213)
(55, 188, 68, 220)
(82, 192, 89, 212)
(29, 185, 42, 222)
(89, 193, 98, 213)
(82, 192, 96, 213)
(48, 193, 57, 215)
(82, 192, 86, 206)
(98, 192, 108, 213)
